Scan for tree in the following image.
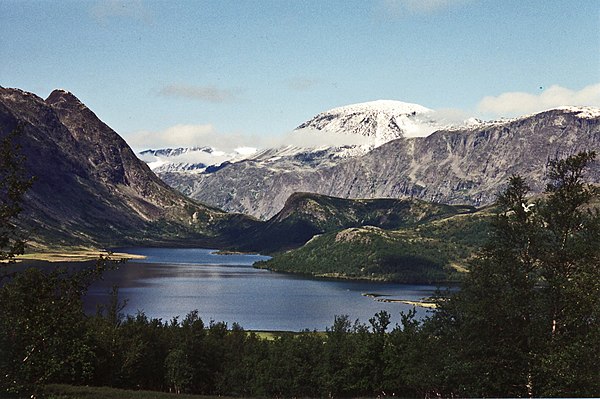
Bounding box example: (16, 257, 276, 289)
(0, 259, 111, 396)
(165, 348, 193, 394)
(534, 151, 600, 396)
(426, 151, 600, 397)
(0, 124, 34, 265)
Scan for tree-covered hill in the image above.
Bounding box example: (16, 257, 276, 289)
(256, 207, 493, 283)
(234, 191, 476, 253)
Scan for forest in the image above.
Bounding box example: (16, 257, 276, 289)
(1, 127, 599, 398)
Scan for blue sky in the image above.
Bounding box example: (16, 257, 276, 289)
(1, 0, 599, 150)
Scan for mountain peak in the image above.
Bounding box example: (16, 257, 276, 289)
(296, 99, 440, 145)
(45, 89, 87, 110)
(327, 99, 432, 116)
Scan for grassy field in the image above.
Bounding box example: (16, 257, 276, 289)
(251, 330, 326, 340)
(13, 249, 146, 262)
(44, 384, 228, 399)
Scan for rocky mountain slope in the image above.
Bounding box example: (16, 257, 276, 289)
(0, 87, 257, 248)
(161, 107, 600, 219)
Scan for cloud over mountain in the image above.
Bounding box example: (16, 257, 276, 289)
(478, 83, 600, 118)
(128, 124, 220, 150)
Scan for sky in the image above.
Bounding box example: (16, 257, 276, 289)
(1, 0, 599, 151)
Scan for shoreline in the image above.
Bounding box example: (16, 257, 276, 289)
(255, 264, 460, 286)
(14, 250, 146, 263)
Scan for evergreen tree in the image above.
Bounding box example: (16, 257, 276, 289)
(427, 151, 600, 397)
(0, 124, 34, 265)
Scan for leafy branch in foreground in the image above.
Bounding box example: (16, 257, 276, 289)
(0, 255, 121, 397)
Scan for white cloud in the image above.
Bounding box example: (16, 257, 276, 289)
(428, 108, 475, 125)
(126, 121, 376, 154)
(265, 128, 372, 148)
(127, 124, 219, 150)
(158, 85, 239, 103)
(477, 83, 600, 118)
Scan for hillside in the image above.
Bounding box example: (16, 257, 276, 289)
(234, 192, 476, 253)
(256, 207, 494, 283)
(0, 87, 258, 249)
(161, 106, 600, 219)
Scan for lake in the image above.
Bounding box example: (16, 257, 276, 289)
(82, 247, 443, 331)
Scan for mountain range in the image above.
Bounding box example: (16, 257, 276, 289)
(0, 88, 462, 255)
(157, 103, 600, 219)
(140, 100, 453, 176)
(2, 86, 599, 282)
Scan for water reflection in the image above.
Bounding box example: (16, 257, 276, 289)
(70, 248, 442, 331)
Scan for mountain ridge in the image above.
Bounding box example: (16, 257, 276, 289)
(0, 86, 251, 248)
(232, 191, 476, 253)
(142, 99, 449, 175)
(160, 106, 600, 219)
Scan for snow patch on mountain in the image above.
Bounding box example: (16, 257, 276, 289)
(139, 99, 466, 174)
(553, 106, 600, 119)
(296, 99, 441, 146)
(139, 146, 257, 173)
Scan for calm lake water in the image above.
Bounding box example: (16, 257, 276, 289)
(80, 247, 443, 331)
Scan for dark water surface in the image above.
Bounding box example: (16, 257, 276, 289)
(84, 248, 442, 331)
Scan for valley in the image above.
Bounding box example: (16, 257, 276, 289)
(3, 3, 598, 396)
(2, 86, 599, 284)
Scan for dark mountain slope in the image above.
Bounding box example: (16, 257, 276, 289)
(0, 87, 255, 248)
(234, 191, 475, 253)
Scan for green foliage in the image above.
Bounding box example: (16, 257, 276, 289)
(423, 151, 600, 397)
(0, 124, 34, 264)
(0, 257, 113, 396)
(23, 306, 438, 398)
(257, 209, 492, 283)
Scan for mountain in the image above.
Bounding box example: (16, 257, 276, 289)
(233, 192, 476, 253)
(255, 206, 493, 283)
(140, 146, 258, 174)
(3, 87, 464, 255)
(0, 87, 257, 248)
(296, 99, 439, 145)
(143, 99, 448, 177)
(159, 106, 600, 219)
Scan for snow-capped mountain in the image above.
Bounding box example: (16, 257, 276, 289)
(296, 100, 439, 146)
(138, 145, 258, 173)
(159, 106, 600, 219)
(140, 99, 449, 174)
